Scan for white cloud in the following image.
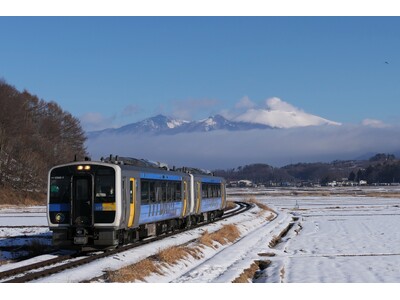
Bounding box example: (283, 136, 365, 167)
(235, 96, 256, 109)
(362, 118, 390, 128)
(234, 97, 341, 128)
(86, 124, 400, 169)
(266, 97, 299, 112)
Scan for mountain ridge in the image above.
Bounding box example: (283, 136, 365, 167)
(87, 114, 273, 138)
(87, 97, 343, 137)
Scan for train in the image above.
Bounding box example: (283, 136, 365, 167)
(47, 156, 227, 250)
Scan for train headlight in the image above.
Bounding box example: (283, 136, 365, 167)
(77, 165, 91, 171)
(55, 213, 65, 223)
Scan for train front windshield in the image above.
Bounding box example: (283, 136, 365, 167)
(49, 165, 116, 226)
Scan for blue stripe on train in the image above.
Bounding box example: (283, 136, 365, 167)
(49, 203, 70, 211)
(201, 177, 222, 184)
(140, 172, 182, 181)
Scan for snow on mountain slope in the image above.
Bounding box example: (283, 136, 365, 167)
(87, 98, 341, 138)
(87, 114, 271, 137)
(234, 97, 341, 128)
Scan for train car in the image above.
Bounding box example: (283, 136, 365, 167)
(47, 156, 226, 250)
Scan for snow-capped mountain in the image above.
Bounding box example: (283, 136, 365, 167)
(117, 114, 189, 134)
(180, 114, 271, 133)
(87, 98, 341, 138)
(87, 114, 271, 138)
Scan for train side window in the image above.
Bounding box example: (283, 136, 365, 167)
(176, 182, 181, 199)
(213, 185, 218, 198)
(162, 182, 167, 202)
(141, 180, 149, 204)
(149, 181, 156, 203)
(202, 183, 208, 198)
(155, 182, 162, 203)
(170, 183, 176, 202)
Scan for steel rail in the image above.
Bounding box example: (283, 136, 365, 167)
(1, 201, 253, 283)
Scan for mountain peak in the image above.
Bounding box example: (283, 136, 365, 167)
(87, 98, 341, 137)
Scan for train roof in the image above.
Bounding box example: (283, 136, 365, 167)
(102, 155, 218, 177)
(51, 155, 224, 181)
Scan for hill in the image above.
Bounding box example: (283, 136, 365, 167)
(214, 153, 400, 186)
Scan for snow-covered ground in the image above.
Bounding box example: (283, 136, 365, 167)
(1, 187, 400, 296)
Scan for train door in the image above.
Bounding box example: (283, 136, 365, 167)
(188, 174, 195, 215)
(72, 175, 93, 226)
(182, 180, 188, 216)
(128, 178, 136, 227)
(196, 181, 201, 213)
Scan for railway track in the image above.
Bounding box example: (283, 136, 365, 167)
(0, 201, 252, 283)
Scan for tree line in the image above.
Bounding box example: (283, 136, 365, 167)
(214, 153, 400, 186)
(0, 79, 87, 197)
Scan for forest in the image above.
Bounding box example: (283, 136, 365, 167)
(214, 153, 400, 186)
(0, 79, 87, 204)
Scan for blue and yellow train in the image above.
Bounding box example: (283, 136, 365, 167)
(47, 156, 226, 250)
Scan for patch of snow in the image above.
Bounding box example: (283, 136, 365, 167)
(2, 188, 400, 298)
(167, 119, 189, 129)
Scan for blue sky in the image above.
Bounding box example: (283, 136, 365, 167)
(1, 16, 400, 131)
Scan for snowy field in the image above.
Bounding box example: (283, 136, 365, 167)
(230, 191, 400, 283)
(1, 187, 400, 298)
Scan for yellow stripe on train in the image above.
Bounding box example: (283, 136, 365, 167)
(102, 203, 116, 211)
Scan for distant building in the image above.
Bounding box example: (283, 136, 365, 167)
(238, 180, 254, 187)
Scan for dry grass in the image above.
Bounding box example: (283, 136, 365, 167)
(269, 223, 293, 248)
(198, 230, 214, 248)
(107, 258, 160, 282)
(265, 213, 275, 221)
(107, 245, 203, 282)
(258, 252, 276, 257)
(155, 245, 197, 264)
(246, 197, 277, 221)
(0, 260, 8, 266)
(247, 197, 275, 212)
(199, 224, 240, 248)
(224, 201, 237, 211)
(232, 262, 259, 283)
(280, 266, 285, 282)
(232, 260, 271, 283)
(0, 187, 45, 206)
(366, 192, 400, 198)
(108, 224, 241, 282)
(107, 246, 197, 283)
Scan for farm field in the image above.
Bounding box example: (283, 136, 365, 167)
(228, 187, 400, 283)
(1, 186, 400, 290)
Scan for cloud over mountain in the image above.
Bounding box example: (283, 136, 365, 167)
(87, 124, 400, 169)
(85, 97, 399, 169)
(233, 97, 342, 128)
